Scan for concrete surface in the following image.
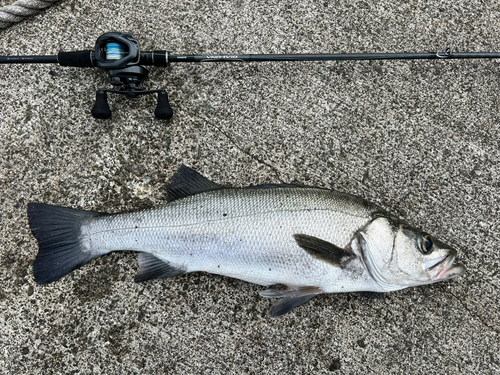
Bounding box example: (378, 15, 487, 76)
(1, 1, 499, 374)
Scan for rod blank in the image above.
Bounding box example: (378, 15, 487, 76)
(0, 55, 58, 64)
(166, 51, 500, 64)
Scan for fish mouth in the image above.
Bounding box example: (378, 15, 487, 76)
(427, 250, 466, 281)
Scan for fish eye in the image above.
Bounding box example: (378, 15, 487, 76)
(419, 233, 434, 254)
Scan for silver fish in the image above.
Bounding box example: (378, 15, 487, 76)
(28, 166, 465, 317)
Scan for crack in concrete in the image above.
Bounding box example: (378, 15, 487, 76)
(209, 123, 285, 183)
(443, 285, 500, 336)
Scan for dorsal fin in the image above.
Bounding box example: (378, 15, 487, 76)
(167, 165, 224, 202)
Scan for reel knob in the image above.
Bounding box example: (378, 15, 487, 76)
(154, 90, 173, 119)
(91, 90, 112, 119)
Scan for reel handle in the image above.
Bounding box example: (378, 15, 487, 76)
(91, 90, 112, 119)
(154, 91, 173, 119)
(91, 89, 173, 119)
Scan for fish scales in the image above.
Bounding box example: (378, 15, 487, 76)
(83, 187, 378, 291)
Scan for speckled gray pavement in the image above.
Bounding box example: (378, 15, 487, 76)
(1, 1, 499, 374)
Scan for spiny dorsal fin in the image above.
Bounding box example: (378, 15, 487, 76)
(135, 253, 185, 282)
(294, 234, 352, 268)
(167, 166, 224, 202)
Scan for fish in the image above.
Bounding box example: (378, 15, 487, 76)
(27, 166, 466, 317)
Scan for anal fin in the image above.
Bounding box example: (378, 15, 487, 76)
(135, 253, 185, 283)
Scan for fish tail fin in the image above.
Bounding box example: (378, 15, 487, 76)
(27, 203, 102, 284)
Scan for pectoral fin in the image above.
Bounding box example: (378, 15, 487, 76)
(294, 234, 352, 267)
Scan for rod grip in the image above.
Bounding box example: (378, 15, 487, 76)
(57, 50, 94, 67)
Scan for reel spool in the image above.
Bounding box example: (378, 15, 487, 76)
(105, 43, 127, 60)
(91, 32, 173, 120)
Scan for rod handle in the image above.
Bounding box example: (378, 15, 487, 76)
(57, 51, 94, 67)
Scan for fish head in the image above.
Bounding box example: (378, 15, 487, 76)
(356, 216, 466, 291)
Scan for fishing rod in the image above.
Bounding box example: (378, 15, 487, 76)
(2, 32, 499, 120)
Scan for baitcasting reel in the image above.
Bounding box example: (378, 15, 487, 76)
(91, 32, 172, 120)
